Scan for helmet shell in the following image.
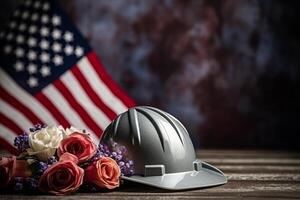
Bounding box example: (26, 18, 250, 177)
(102, 106, 196, 175)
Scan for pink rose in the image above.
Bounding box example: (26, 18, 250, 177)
(57, 132, 96, 163)
(0, 157, 15, 188)
(38, 153, 84, 195)
(0, 156, 32, 188)
(85, 157, 121, 189)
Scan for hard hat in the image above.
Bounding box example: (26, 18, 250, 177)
(101, 106, 227, 190)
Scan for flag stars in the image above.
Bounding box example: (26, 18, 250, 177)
(34, 1, 41, 8)
(64, 45, 73, 55)
(52, 42, 62, 52)
(52, 29, 61, 39)
(40, 40, 49, 50)
(40, 65, 51, 77)
(29, 25, 37, 34)
(28, 37, 37, 47)
(25, 0, 32, 6)
(14, 61, 24, 72)
(43, 2, 50, 10)
(63, 31, 73, 42)
(18, 23, 27, 31)
(14, 10, 20, 17)
(4, 45, 12, 54)
(22, 11, 29, 19)
(27, 50, 37, 60)
(27, 63, 37, 74)
(6, 33, 13, 40)
(16, 35, 25, 44)
(31, 13, 39, 21)
(41, 27, 49, 37)
(75, 46, 84, 57)
(0, 31, 4, 38)
(41, 15, 49, 24)
(40, 52, 50, 63)
(53, 55, 63, 66)
(52, 15, 61, 26)
(15, 48, 24, 57)
(9, 21, 17, 29)
(27, 76, 38, 88)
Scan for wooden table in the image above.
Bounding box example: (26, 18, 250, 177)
(1, 150, 300, 199)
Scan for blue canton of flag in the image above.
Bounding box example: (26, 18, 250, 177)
(0, 0, 135, 154)
(0, 0, 90, 94)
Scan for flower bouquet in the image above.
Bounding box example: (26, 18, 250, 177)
(0, 124, 134, 195)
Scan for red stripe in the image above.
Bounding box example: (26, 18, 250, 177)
(53, 79, 102, 138)
(0, 86, 43, 124)
(35, 92, 70, 128)
(87, 52, 136, 108)
(71, 66, 117, 121)
(0, 113, 23, 135)
(0, 137, 18, 155)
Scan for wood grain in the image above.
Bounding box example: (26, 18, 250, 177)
(1, 150, 300, 200)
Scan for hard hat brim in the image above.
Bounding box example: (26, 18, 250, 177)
(122, 161, 227, 190)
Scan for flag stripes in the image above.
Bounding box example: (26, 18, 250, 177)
(61, 71, 111, 130)
(0, 68, 58, 125)
(0, 113, 23, 136)
(0, 124, 18, 151)
(0, 0, 135, 153)
(35, 92, 71, 127)
(1, 86, 41, 124)
(85, 53, 135, 111)
(1, 51, 135, 153)
(54, 79, 103, 137)
(0, 100, 33, 129)
(42, 85, 91, 133)
(0, 137, 18, 155)
(71, 66, 116, 121)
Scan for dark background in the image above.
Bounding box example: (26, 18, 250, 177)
(1, 0, 300, 150)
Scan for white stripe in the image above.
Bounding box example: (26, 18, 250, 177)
(61, 71, 111, 129)
(0, 100, 33, 129)
(0, 124, 18, 146)
(42, 85, 99, 144)
(0, 68, 58, 125)
(78, 57, 128, 115)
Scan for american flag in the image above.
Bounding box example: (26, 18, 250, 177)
(0, 0, 135, 154)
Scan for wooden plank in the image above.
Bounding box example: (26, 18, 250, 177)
(197, 150, 300, 159)
(1, 150, 300, 199)
(227, 173, 300, 181)
(201, 158, 300, 165)
(216, 164, 300, 173)
(2, 181, 300, 199)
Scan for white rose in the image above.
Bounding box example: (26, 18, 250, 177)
(58, 125, 88, 138)
(27, 126, 64, 161)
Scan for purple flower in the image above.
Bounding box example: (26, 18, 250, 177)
(24, 178, 38, 191)
(29, 123, 47, 132)
(97, 141, 134, 176)
(13, 177, 39, 192)
(13, 177, 24, 191)
(47, 156, 58, 165)
(36, 162, 48, 175)
(14, 132, 29, 152)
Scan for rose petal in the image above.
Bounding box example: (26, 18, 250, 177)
(59, 153, 79, 164)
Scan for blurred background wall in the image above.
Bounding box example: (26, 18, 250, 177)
(1, 0, 300, 150)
